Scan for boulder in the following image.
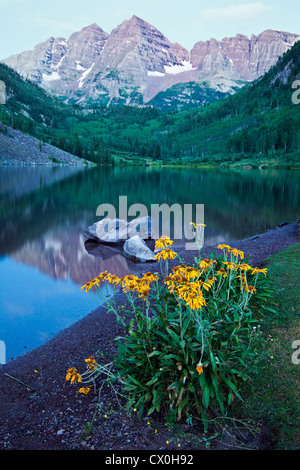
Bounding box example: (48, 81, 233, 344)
(84, 216, 153, 244)
(128, 216, 154, 239)
(123, 235, 156, 263)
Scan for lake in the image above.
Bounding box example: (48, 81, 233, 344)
(0, 164, 299, 363)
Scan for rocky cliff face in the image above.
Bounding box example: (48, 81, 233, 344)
(190, 30, 300, 81)
(2, 16, 299, 108)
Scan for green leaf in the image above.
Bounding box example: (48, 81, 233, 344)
(178, 392, 189, 418)
(200, 406, 209, 433)
(128, 375, 146, 390)
(168, 381, 184, 390)
(167, 328, 181, 346)
(202, 385, 210, 409)
(210, 352, 217, 373)
(199, 371, 206, 388)
(228, 392, 233, 405)
(223, 377, 243, 401)
(148, 350, 162, 358)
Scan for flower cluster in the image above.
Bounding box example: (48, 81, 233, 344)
(85, 355, 97, 371)
(164, 264, 214, 310)
(217, 244, 244, 260)
(154, 235, 174, 249)
(66, 367, 82, 384)
(81, 270, 159, 299)
(215, 245, 268, 295)
(122, 272, 159, 298)
(66, 356, 102, 394)
(154, 236, 177, 261)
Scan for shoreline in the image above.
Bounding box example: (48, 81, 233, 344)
(0, 221, 299, 450)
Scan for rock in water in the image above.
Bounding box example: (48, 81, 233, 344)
(84, 218, 122, 243)
(84, 216, 153, 244)
(123, 235, 156, 263)
(128, 216, 153, 239)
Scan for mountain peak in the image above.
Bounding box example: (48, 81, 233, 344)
(129, 15, 143, 22)
(2, 18, 299, 109)
(116, 14, 153, 33)
(78, 23, 108, 35)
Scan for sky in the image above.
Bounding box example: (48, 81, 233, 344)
(0, 0, 300, 59)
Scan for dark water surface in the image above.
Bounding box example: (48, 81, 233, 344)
(0, 165, 299, 362)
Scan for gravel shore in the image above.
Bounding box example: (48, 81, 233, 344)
(0, 221, 298, 451)
(0, 124, 91, 166)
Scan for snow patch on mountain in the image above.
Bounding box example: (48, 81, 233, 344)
(42, 71, 61, 82)
(164, 60, 197, 75)
(148, 61, 196, 78)
(78, 62, 94, 88)
(147, 70, 165, 77)
(75, 60, 86, 71)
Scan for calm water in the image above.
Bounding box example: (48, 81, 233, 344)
(0, 165, 299, 362)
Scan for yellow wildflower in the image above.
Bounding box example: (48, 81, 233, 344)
(137, 285, 150, 299)
(227, 247, 244, 260)
(202, 281, 211, 291)
(251, 267, 267, 276)
(207, 275, 216, 285)
(196, 364, 203, 375)
(80, 281, 94, 292)
(106, 273, 122, 285)
(71, 372, 82, 384)
(199, 258, 215, 270)
(66, 367, 82, 384)
(223, 261, 238, 271)
(185, 292, 206, 310)
(66, 367, 77, 381)
(176, 285, 191, 298)
(182, 266, 201, 280)
(98, 271, 108, 281)
(141, 272, 159, 283)
(237, 263, 252, 272)
(155, 248, 177, 260)
(155, 236, 173, 250)
(92, 277, 100, 286)
(122, 275, 140, 292)
(242, 282, 256, 293)
(77, 387, 91, 395)
(217, 268, 227, 278)
(85, 355, 97, 371)
(190, 222, 206, 229)
(217, 244, 231, 250)
(172, 263, 186, 272)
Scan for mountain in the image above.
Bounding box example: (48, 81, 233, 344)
(2, 16, 300, 109)
(1, 37, 300, 168)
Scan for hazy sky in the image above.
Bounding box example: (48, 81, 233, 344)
(1, 0, 300, 59)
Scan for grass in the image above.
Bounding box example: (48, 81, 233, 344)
(233, 242, 300, 449)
